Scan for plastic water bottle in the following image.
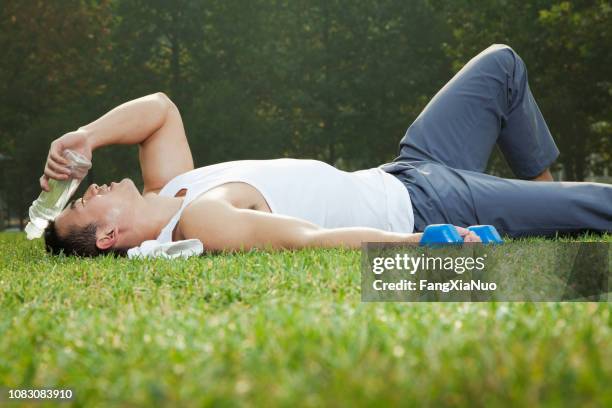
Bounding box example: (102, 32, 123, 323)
(25, 149, 92, 239)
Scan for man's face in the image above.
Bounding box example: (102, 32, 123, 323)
(55, 178, 142, 235)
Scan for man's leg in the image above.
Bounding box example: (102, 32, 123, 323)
(381, 43, 609, 235)
(381, 43, 559, 179)
(391, 162, 612, 236)
(464, 170, 612, 237)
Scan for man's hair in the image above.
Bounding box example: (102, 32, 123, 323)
(44, 220, 127, 257)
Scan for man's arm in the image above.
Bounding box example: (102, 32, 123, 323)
(177, 198, 422, 252)
(40, 92, 194, 193)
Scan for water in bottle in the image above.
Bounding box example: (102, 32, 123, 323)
(25, 149, 92, 240)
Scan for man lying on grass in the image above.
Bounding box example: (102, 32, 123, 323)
(41, 44, 612, 257)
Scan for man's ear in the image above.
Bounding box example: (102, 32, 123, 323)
(96, 225, 118, 250)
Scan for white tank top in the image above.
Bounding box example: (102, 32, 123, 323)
(156, 158, 414, 243)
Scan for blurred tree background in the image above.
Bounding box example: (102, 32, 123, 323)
(0, 0, 610, 228)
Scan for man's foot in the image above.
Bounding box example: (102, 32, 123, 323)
(531, 168, 554, 182)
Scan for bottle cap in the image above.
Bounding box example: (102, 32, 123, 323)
(25, 220, 48, 240)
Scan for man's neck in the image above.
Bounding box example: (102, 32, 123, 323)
(124, 194, 184, 247)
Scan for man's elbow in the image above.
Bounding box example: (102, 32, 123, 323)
(150, 91, 176, 112)
(292, 228, 321, 249)
(223, 227, 312, 251)
(154, 91, 170, 102)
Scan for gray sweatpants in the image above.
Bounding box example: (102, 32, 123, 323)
(380, 44, 612, 237)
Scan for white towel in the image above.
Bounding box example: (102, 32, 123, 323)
(127, 239, 204, 259)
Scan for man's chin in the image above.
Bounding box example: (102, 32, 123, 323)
(117, 178, 134, 188)
(121, 178, 142, 196)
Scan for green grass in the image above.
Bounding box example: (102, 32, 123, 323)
(0, 232, 611, 407)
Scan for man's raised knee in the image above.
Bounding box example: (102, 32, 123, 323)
(489, 43, 512, 51)
(484, 43, 519, 70)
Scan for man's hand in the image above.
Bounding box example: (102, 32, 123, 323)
(455, 226, 481, 242)
(40, 129, 93, 191)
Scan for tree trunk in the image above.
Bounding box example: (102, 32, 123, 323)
(560, 156, 574, 181)
(170, 5, 182, 106)
(323, 2, 336, 164)
(573, 123, 586, 181)
(574, 155, 585, 181)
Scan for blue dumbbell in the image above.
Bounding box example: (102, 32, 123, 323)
(419, 224, 504, 245)
(467, 225, 503, 244)
(419, 224, 463, 246)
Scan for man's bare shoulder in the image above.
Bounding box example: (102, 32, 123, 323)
(176, 198, 235, 245)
